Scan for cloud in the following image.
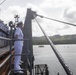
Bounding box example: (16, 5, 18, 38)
(0, 0, 76, 36)
(39, 0, 76, 36)
(0, 6, 27, 24)
(25, 1, 76, 36)
(32, 23, 43, 36)
(63, 7, 76, 23)
(39, 0, 75, 19)
(57, 26, 76, 35)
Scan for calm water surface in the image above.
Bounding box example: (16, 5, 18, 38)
(33, 44, 76, 75)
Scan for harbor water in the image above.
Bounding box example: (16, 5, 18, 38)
(33, 44, 76, 75)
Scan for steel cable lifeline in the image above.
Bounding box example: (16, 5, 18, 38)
(36, 14, 76, 27)
(0, 0, 6, 5)
(33, 15, 73, 75)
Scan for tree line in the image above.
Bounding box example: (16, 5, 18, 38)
(32, 34, 76, 45)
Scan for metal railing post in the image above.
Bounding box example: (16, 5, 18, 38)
(9, 25, 13, 74)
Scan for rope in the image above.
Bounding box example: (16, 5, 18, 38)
(0, 0, 7, 5)
(36, 14, 76, 27)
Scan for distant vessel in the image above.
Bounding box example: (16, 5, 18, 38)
(39, 45, 44, 47)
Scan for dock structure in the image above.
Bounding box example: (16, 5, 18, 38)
(22, 8, 36, 75)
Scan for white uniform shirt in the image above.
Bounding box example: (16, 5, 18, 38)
(14, 27, 23, 46)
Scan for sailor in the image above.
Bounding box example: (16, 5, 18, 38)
(14, 21, 24, 74)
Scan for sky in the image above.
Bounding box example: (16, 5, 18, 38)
(0, 0, 76, 36)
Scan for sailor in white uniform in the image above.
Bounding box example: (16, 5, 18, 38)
(14, 22, 24, 74)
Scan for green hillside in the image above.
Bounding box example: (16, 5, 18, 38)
(32, 34, 76, 45)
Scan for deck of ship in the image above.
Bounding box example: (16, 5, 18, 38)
(0, 46, 10, 56)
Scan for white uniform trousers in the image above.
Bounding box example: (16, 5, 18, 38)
(14, 44, 23, 71)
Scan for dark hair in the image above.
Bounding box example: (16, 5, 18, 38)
(17, 21, 23, 26)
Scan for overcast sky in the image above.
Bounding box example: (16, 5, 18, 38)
(0, 0, 76, 36)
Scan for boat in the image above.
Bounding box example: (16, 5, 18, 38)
(39, 45, 44, 47)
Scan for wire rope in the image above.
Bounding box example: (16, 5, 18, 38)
(36, 14, 76, 27)
(0, 0, 6, 5)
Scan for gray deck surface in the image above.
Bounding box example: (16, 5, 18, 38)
(0, 46, 10, 56)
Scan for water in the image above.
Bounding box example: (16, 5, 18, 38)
(33, 44, 76, 75)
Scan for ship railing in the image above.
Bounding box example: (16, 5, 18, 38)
(0, 36, 32, 75)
